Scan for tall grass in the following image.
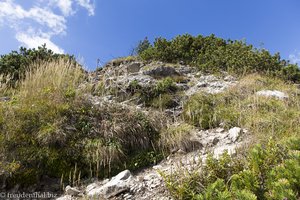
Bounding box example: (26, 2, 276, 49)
(18, 59, 84, 104)
(0, 74, 15, 96)
(0, 59, 85, 187)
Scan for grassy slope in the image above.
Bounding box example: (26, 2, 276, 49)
(164, 74, 300, 199)
(0, 59, 165, 189)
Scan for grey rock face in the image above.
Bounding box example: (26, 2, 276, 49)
(127, 62, 142, 74)
(143, 66, 180, 77)
(186, 74, 237, 96)
(85, 183, 98, 193)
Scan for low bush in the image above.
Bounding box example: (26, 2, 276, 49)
(163, 138, 300, 200)
(128, 77, 179, 108)
(139, 34, 300, 83)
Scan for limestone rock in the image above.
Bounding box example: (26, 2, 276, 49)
(87, 170, 132, 199)
(65, 185, 81, 196)
(127, 62, 142, 74)
(228, 127, 242, 142)
(143, 66, 179, 77)
(186, 74, 237, 95)
(85, 183, 98, 193)
(256, 90, 288, 100)
(215, 128, 225, 133)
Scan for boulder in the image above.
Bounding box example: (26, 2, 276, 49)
(143, 66, 179, 77)
(256, 90, 288, 100)
(87, 170, 132, 199)
(228, 127, 242, 142)
(127, 62, 142, 74)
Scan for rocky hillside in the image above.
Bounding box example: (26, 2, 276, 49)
(54, 58, 299, 200)
(0, 36, 299, 199)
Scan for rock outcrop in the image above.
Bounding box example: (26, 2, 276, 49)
(56, 59, 249, 200)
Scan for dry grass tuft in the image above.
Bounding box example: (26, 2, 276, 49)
(18, 59, 84, 104)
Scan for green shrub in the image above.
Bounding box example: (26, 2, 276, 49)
(134, 37, 152, 55)
(127, 150, 163, 170)
(280, 64, 300, 82)
(163, 138, 300, 200)
(127, 79, 142, 94)
(138, 34, 299, 82)
(129, 77, 178, 108)
(154, 77, 177, 95)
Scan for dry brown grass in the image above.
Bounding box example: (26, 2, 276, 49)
(18, 59, 84, 104)
(159, 123, 197, 152)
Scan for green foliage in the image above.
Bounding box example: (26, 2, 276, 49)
(1, 95, 163, 187)
(163, 138, 300, 200)
(280, 64, 300, 82)
(0, 44, 77, 87)
(127, 79, 142, 94)
(139, 34, 299, 82)
(0, 60, 165, 189)
(154, 77, 177, 95)
(183, 93, 217, 129)
(128, 77, 178, 108)
(134, 37, 152, 55)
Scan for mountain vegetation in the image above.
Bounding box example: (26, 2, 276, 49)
(0, 35, 299, 199)
(137, 34, 300, 82)
(0, 44, 77, 87)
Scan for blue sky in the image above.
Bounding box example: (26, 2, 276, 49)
(0, 0, 300, 70)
